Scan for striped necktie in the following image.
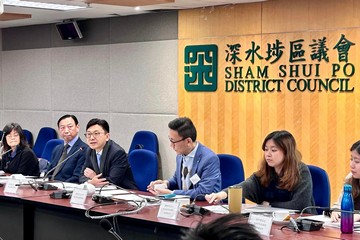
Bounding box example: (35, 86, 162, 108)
(51, 144, 69, 180)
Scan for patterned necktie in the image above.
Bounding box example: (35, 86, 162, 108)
(51, 144, 69, 180)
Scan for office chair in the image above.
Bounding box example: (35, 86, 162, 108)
(307, 165, 331, 214)
(33, 127, 58, 158)
(128, 149, 158, 191)
(38, 158, 50, 174)
(129, 130, 159, 154)
(23, 129, 34, 148)
(41, 139, 64, 162)
(218, 154, 245, 189)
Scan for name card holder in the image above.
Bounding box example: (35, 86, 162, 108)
(157, 200, 180, 220)
(4, 179, 20, 194)
(248, 212, 273, 237)
(70, 188, 88, 205)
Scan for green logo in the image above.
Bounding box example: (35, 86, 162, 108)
(184, 45, 218, 92)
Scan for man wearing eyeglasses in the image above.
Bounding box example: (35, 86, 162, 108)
(47, 114, 87, 183)
(79, 118, 137, 189)
(147, 117, 221, 199)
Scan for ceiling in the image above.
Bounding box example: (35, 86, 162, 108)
(0, 0, 265, 29)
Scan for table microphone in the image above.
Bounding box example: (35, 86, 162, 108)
(38, 147, 83, 190)
(100, 218, 123, 240)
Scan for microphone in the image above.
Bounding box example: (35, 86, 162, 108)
(0, 134, 12, 159)
(38, 147, 83, 189)
(0, 132, 4, 154)
(100, 219, 123, 240)
(1, 148, 12, 156)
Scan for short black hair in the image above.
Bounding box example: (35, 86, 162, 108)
(181, 214, 262, 240)
(57, 114, 79, 127)
(2, 123, 29, 150)
(86, 118, 110, 133)
(168, 117, 197, 142)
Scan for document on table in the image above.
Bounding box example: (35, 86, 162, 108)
(0, 175, 39, 184)
(203, 204, 296, 215)
(95, 189, 129, 196)
(45, 182, 80, 190)
(112, 194, 145, 202)
(203, 205, 229, 214)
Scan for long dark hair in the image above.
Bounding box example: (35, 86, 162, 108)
(347, 140, 360, 199)
(2, 123, 28, 151)
(255, 130, 302, 191)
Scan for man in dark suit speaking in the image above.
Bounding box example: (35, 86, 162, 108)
(47, 114, 87, 183)
(80, 118, 137, 189)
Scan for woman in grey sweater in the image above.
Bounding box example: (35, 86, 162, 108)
(206, 130, 316, 213)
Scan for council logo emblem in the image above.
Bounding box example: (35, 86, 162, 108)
(184, 44, 218, 92)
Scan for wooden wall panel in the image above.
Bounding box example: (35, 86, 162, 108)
(178, 1, 360, 204)
(262, 0, 360, 33)
(178, 3, 261, 39)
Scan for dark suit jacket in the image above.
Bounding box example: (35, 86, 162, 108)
(1, 146, 40, 176)
(79, 140, 137, 190)
(48, 137, 87, 183)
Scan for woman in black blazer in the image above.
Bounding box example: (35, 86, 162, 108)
(1, 123, 39, 176)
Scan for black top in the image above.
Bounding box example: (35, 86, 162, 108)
(355, 196, 360, 210)
(1, 146, 40, 176)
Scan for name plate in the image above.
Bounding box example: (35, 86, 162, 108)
(248, 213, 273, 236)
(70, 188, 88, 205)
(4, 179, 20, 194)
(157, 200, 179, 220)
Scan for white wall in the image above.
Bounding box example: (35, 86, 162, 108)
(0, 39, 178, 179)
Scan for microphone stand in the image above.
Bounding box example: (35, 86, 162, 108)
(299, 206, 360, 218)
(85, 183, 148, 220)
(38, 147, 83, 190)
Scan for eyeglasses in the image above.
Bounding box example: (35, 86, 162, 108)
(84, 131, 105, 139)
(6, 133, 19, 139)
(169, 137, 186, 144)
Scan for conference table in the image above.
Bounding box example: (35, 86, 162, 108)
(0, 185, 359, 240)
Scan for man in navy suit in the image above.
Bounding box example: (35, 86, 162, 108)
(79, 118, 137, 189)
(47, 114, 87, 183)
(147, 117, 221, 199)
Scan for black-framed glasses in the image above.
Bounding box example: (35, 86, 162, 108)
(84, 131, 105, 139)
(169, 137, 186, 144)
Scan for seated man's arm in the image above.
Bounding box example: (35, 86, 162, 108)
(173, 154, 221, 199)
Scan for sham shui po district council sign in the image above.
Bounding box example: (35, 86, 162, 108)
(184, 34, 356, 93)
